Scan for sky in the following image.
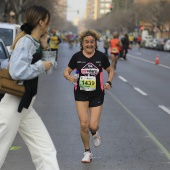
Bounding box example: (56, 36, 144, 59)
(67, 0, 87, 22)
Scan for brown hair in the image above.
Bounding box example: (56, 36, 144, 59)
(78, 29, 100, 51)
(10, 5, 50, 50)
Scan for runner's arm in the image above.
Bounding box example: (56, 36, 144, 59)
(105, 66, 114, 90)
(63, 66, 73, 80)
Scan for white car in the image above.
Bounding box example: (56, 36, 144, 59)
(141, 35, 153, 48)
(150, 38, 158, 49)
(163, 39, 170, 51)
(0, 22, 21, 54)
(144, 38, 153, 48)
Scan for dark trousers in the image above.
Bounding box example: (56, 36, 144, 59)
(0, 93, 5, 101)
(104, 47, 109, 57)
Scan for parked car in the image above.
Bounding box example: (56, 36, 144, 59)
(141, 35, 153, 48)
(145, 38, 153, 48)
(0, 38, 9, 68)
(0, 22, 21, 53)
(155, 38, 168, 51)
(0, 38, 10, 100)
(150, 38, 158, 49)
(163, 39, 170, 51)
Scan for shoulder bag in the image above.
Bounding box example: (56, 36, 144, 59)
(0, 68, 25, 97)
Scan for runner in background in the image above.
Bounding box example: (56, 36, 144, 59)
(103, 36, 109, 58)
(137, 35, 142, 50)
(109, 32, 122, 70)
(128, 33, 134, 49)
(48, 28, 61, 61)
(121, 34, 129, 60)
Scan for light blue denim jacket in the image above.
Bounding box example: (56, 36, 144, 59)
(9, 35, 56, 80)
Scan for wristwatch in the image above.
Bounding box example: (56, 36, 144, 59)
(106, 81, 112, 87)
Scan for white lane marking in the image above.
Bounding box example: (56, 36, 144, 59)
(159, 64, 170, 69)
(128, 54, 170, 69)
(128, 54, 155, 64)
(134, 87, 148, 96)
(118, 76, 127, 82)
(159, 105, 170, 115)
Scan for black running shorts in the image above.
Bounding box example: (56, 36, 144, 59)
(74, 92, 104, 107)
(110, 53, 119, 56)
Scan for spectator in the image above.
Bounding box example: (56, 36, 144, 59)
(103, 36, 109, 58)
(0, 6, 60, 170)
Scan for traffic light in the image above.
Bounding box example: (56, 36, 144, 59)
(77, 10, 79, 14)
(110, 4, 113, 11)
(140, 26, 144, 30)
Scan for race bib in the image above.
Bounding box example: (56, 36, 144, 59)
(51, 41, 57, 45)
(79, 76, 96, 91)
(112, 47, 118, 53)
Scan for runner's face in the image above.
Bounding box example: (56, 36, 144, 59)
(82, 36, 96, 53)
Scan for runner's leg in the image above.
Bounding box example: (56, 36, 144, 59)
(89, 105, 102, 132)
(76, 101, 90, 150)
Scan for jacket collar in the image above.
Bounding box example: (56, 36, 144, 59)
(25, 35, 40, 49)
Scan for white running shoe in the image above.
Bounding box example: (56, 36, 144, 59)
(81, 152, 93, 163)
(92, 131, 101, 147)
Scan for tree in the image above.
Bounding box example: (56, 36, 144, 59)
(135, 1, 170, 36)
(0, 0, 76, 32)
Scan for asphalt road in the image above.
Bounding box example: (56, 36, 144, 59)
(1, 42, 170, 170)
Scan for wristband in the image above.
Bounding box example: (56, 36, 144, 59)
(106, 81, 112, 87)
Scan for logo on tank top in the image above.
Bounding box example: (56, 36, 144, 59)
(81, 62, 99, 76)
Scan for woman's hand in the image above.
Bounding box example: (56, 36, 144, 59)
(40, 32, 49, 49)
(43, 61, 52, 71)
(67, 75, 77, 83)
(104, 82, 112, 90)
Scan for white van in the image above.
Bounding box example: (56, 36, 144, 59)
(0, 23, 21, 53)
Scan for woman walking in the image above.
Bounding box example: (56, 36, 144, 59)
(63, 30, 114, 163)
(0, 6, 60, 170)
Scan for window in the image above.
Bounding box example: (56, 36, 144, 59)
(0, 28, 13, 46)
(105, 3, 110, 8)
(100, 9, 105, 14)
(0, 42, 7, 60)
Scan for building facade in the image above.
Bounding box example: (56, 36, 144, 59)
(57, 0, 67, 20)
(85, 0, 112, 20)
(85, 0, 94, 20)
(94, 0, 112, 19)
